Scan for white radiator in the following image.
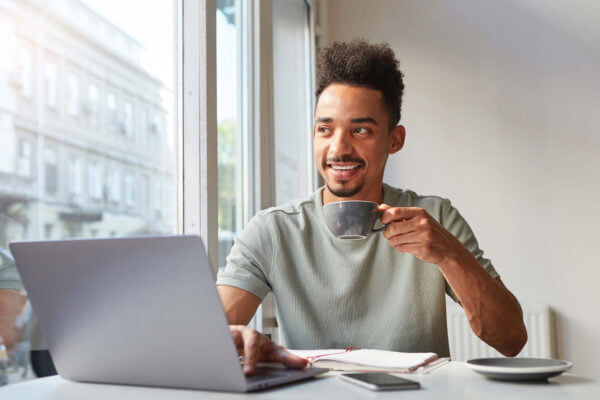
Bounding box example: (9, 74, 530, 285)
(447, 305, 554, 361)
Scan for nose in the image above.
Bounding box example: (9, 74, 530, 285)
(327, 130, 353, 158)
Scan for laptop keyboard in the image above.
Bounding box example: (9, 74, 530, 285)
(246, 366, 298, 383)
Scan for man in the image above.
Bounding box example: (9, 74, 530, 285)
(0, 249, 27, 354)
(217, 39, 527, 375)
(0, 249, 58, 378)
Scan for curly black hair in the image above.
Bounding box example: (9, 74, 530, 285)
(316, 39, 405, 128)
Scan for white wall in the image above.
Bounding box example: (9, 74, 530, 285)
(322, 0, 600, 377)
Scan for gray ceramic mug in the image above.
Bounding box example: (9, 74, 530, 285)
(322, 200, 385, 240)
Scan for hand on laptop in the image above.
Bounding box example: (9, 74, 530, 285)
(229, 325, 308, 375)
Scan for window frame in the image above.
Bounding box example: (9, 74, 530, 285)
(179, 0, 316, 268)
(179, 0, 219, 269)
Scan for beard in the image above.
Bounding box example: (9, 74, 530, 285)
(326, 180, 364, 197)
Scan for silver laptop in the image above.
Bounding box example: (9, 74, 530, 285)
(10, 235, 326, 392)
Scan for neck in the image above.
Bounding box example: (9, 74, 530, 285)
(322, 185, 384, 205)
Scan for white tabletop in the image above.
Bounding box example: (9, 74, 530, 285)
(0, 362, 597, 399)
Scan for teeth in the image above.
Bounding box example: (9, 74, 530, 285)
(331, 165, 359, 170)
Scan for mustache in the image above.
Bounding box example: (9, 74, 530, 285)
(323, 156, 366, 168)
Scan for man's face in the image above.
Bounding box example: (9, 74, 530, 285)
(314, 84, 405, 204)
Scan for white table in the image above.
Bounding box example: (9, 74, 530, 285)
(0, 362, 597, 399)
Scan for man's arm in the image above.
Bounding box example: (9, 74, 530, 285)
(0, 289, 28, 351)
(380, 205, 527, 356)
(217, 285, 307, 375)
(217, 285, 261, 325)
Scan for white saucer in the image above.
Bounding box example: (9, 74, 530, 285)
(466, 358, 573, 381)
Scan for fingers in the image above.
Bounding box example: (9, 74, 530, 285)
(379, 205, 426, 225)
(228, 325, 259, 375)
(385, 229, 421, 246)
(378, 203, 392, 212)
(229, 325, 307, 376)
(378, 206, 449, 264)
(385, 215, 436, 238)
(238, 326, 262, 375)
(229, 326, 244, 348)
(270, 346, 308, 369)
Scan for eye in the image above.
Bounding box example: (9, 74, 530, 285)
(353, 126, 371, 135)
(316, 125, 332, 135)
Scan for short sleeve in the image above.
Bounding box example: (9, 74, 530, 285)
(0, 249, 25, 291)
(216, 213, 273, 301)
(439, 199, 499, 302)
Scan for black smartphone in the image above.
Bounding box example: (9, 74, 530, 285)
(340, 373, 421, 391)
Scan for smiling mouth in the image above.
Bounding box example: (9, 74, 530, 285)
(323, 156, 365, 170)
(324, 157, 365, 181)
(330, 164, 360, 170)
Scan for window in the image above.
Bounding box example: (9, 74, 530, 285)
(44, 59, 58, 109)
(67, 156, 84, 204)
(152, 181, 162, 216)
(123, 101, 134, 138)
(86, 83, 100, 125)
(107, 91, 118, 130)
(16, 139, 32, 178)
(44, 148, 58, 196)
(1, 0, 314, 384)
(88, 162, 103, 200)
(139, 106, 148, 143)
(15, 47, 33, 98)
(150, 112, 162, 138)
(272, 0, 316, 204)
(141, 173, 150, 211)
(216, 0, 240, 269)
(44, 224, 54, 240)
(124, 172, 135, 207)
(215, 0, 315, 271)
(67, 73, 80, 116)
(107, 169, 122, 203)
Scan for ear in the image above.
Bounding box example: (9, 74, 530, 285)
(388, 125, 406, 154)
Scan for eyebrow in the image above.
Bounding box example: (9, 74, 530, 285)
(315, 116, 378, 125)
(350, 117, 378, 125)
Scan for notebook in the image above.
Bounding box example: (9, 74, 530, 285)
(289, 348, 440, 373)
(10, 235, 326, 392)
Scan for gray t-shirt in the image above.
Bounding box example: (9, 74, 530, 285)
(216, 184, 499, 356)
